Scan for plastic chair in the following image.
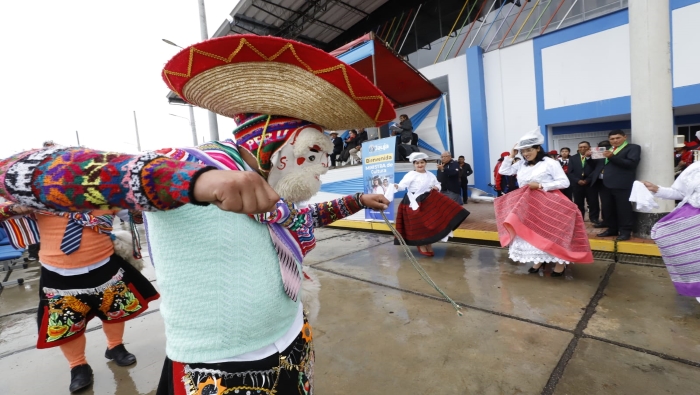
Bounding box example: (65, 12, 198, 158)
(0, 229, 27, 289)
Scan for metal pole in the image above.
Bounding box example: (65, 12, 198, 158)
(434, 0, 470, 64)
(556, 0, 579, 30)
(469, 0, 497, 48)
(398, 4, 422, 53)
(188, 105, 198, 146)
(525, 0, 553, 40)
(75, 131, 80, 146)
(444, 0, 479, 61)
(133, 111, 141, 152)
(511, 0, 541, 44)
(478, 1, 506, 48)
(498, 0, 530, 49)
(197, 0, 220, 141)
(486, 3, 517, 51)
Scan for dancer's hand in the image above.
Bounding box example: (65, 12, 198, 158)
(10, 205, 34, 215)
(193, 170, 280, 214)
(511, 145, 518, 158)
(360, 194, 389, 210)
(642, 181, 659, 193)
(528, 182, 542, 190)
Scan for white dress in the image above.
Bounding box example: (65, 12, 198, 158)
(499, 157, 572, 264)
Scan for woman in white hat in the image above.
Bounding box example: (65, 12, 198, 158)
(496, 128, 593, 276)
(393, 152, 469, 256)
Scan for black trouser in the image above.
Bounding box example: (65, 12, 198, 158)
(561, 187, 573, 200)
(572, 183, 600, 222)
(460, 181, 469, 204)
(330, 150, 341, 166)
(600, 185, 634, 233)
(27, 243, 40, 258)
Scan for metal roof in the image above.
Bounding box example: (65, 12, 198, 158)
(212, 0, 390, 47)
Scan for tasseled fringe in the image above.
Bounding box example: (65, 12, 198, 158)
(43, 268, 124, 296)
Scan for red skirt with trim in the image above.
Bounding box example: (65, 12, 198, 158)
(395, 190, 470, 246)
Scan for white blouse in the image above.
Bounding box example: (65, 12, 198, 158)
(499, 157, 570, 191)
(396, 171, 441, 195)
(654, 161, 700, 208)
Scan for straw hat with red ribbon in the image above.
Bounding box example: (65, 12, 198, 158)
(162, 35, 396, 131)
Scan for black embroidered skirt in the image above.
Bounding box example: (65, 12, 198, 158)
(395, 190, 470, 246)
(36, 254, 159, 349)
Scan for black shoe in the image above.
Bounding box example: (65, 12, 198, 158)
(551, 269, 565, 277)
(590, 219, 601, 225)
(69, 364, 93, 393)
(616, 232, 631, 241)
(597, 230, 619, 237)
(593, 223, 609, 228)
(105, 344, 137, 366)
(528, 263, 545, 274)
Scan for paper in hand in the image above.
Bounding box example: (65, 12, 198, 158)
(383, 183, 397, 201)
(590, 147, 607, 160)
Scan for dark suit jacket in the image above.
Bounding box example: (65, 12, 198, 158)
(331, 137, 343, 154)
(567, 153, 598, 186)
(600, 143, 641, 190)
(438, 160, 461, 194)
(459, 163, 473, 185)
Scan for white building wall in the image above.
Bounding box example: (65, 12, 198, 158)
(419, 55, 473, 166)
(484, 40, 539, 182)
(542, 24, 631, 109)
(672, 2, 700, 88)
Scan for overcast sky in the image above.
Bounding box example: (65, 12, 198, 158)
(0, 0, 240, 158)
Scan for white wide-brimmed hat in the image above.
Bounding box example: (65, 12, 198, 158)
(514, 127, 545, 150)
(408, 152, 429, 162)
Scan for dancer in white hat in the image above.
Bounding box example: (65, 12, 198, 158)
(393, 152, 469, 256)
(495, 128, 593, 276)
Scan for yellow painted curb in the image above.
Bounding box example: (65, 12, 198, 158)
(453, 229, 500, 241)
(617, 241, 661, 257)
(589, 239, 615, 252)
(329, 220, 661, 257)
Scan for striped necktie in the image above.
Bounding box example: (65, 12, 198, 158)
(60, 220, 83, 255)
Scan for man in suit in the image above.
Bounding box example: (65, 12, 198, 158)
(587, 130, 641, 241)
(567, 141, 601, 224)
(437, 152, 463, 205)
(458, 155, 473, 204)
(329, 132, 344, 169)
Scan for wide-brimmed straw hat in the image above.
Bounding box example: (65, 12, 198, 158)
(162, 35, 396, 130)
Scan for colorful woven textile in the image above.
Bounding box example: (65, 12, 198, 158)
(495, 187, 593, 263)
(1, 217, 39, 249)
(0, 146, 205, 212)
(651, 204, 700, 297)
(232, 114, 311, 175)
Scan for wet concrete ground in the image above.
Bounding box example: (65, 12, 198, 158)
(1, 228, 699, 394)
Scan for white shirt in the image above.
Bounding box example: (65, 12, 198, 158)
(396, 171, 441, 195)
(499, 157, 570, 191)
(653, 162, 700, 209)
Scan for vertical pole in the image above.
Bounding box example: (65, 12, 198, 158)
(629, 0, 675, 236)
(75, 131, 80, 147)
(197, 0, 220, 141)
(188, 105, 198, 146)
(133, 111, 142, 152)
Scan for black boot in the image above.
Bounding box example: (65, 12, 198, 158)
(69, 364, 93, 393)
(105, 344, 137, 366)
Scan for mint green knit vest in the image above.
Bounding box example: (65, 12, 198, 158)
(145, 204, 299, 363)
